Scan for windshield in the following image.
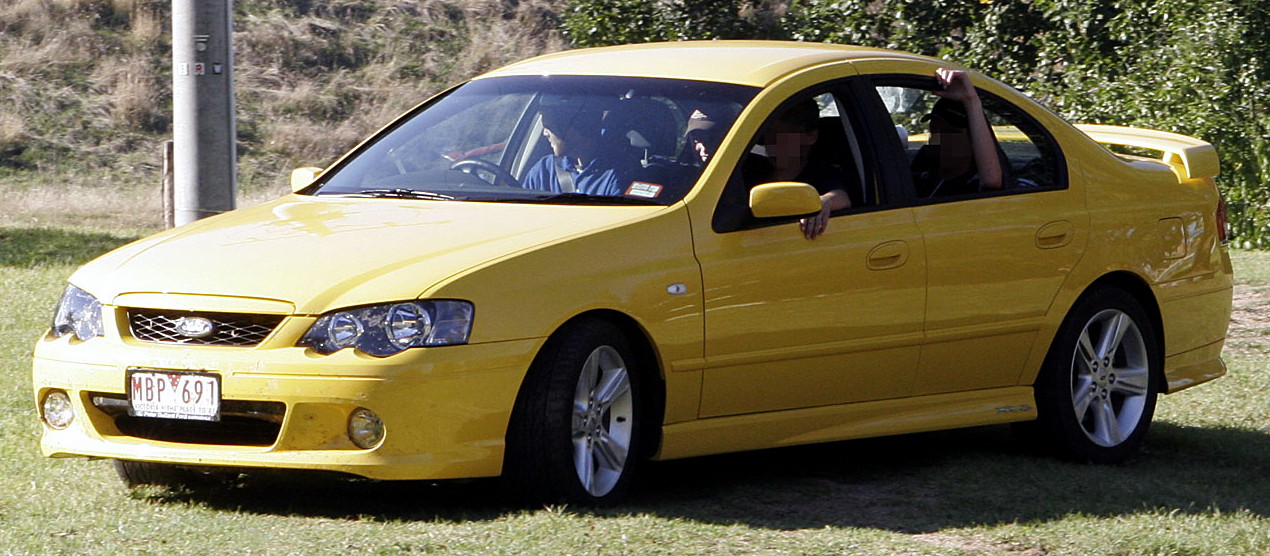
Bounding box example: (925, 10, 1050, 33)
(311, 75, 757, 205)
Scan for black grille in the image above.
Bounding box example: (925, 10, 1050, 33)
(91, 393, 285, 447)
(127, 309, 284, 347)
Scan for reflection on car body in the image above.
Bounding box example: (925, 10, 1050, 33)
(33, 41, 1233, 504)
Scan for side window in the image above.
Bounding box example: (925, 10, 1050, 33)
(979, 92, 1065, 190)
(874, 80, 1065, 200)
(712, 89, 879, 233)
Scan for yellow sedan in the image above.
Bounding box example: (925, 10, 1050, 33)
(33, 41, 1232, 504)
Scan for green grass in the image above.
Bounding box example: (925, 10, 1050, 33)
(2, 227, 1267, 554)
(1232, 249, 1270, 286)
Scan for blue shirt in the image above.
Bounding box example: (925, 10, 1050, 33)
(521, 155, 626, 196)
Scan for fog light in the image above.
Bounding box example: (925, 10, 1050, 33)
(348, 408, 384, 449)
(42, 391, 74, 430)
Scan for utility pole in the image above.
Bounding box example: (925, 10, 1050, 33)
(171, 0, 236, 226)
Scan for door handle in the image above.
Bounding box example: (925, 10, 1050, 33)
(867, 240, 909, 270)
(1035, 221, 1073, 249)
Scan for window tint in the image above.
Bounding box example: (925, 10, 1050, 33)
(979, 92, 1065, 190)
(873, 80, 1065, 200)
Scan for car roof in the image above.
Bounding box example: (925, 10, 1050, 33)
(476, 41, 936, 88)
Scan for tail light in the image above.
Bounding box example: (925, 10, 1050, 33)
(1216, 194, 1230, 243)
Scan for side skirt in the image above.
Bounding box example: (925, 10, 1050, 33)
(654, 386, 1036, 460)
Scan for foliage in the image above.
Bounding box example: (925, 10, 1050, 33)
(564, 0, 1270, 248)
(561, 0, 784, 45)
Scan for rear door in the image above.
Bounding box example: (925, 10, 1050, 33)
(854, 60, 1088, 395)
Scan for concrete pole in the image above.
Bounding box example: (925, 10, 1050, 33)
(172, 0, 236, 226)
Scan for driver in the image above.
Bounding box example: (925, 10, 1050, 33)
(521, 103, 627, 196)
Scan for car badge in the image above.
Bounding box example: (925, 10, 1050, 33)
(174, 316, 215, 339)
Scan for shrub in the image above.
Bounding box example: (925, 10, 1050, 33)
(561, 0, 781, 46)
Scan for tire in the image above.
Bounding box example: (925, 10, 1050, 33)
(505, 318, 643, 504)
(1031, 286, 1161, 463)
(113, 459, 199, 488)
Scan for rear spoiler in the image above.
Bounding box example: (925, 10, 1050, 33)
(1075, 124, 1220, 180)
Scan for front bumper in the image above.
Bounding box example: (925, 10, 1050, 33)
(33, 330, 541, 481)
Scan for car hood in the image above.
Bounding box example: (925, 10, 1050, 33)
(74, 195, 660, 314)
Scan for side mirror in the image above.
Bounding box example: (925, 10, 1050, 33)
(749, 182, 822, 218)
(290, 167, 324, 192)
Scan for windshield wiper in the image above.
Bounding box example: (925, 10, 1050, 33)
(340, 188, 457, 201)
(518, 193, 663, 206)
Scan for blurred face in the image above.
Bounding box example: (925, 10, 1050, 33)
(929, 116, 973, 172)
(544, 127, 568, 156)
(763, 118, 817, 167)
(929, 117, 970, 154)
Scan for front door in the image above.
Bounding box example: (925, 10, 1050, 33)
(692, 83, 926, 418)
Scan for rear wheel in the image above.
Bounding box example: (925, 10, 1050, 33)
(1031, 286, 1161, 463)
(505, 318, 643, 504)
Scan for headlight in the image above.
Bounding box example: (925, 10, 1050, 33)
(298, 300, 473, 357)
(51, 285, 104, 341)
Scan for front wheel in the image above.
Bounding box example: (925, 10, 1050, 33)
(113, 459, 199, 489)
(505, 318, 643, 504)
(1030, 287, 1161, 463)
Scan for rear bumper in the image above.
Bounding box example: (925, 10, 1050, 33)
(1163, 338, 1227, 393)
(1158, 281, 1232, 394)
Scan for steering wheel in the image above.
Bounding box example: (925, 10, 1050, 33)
(450, 159, 521, 188)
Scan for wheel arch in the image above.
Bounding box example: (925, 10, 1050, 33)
(1024, 270, 1166, 388)
(578, 309, 668, 459)
(1086, 271, 1165, 359)
(1062, 271, 1167, 384)
(510, 309, 668, 460)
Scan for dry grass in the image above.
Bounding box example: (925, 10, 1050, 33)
(0, 110, 25, 150)
(94, 56, 164, 131)
(0, 182, 165, 229)
(231, 0, 567, 165)
(1227, 284, 1270, 357)
(122, 0, 166, 46)
(0, 171, 291, 230)
(0, 0, 568, 184)
(0, 22, 102, 71)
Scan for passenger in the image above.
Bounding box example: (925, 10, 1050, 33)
(744, 100, 852, 239)
(683, 109, 724, 165)
(911, 68, 1005, 197)
(521, 104, 626, 196)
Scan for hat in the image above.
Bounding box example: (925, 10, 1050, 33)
(921, 98, 969, 129)
(541, 100, 605, 135)
(686, 109, 716, 133)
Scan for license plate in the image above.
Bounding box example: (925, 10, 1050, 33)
(127, 369, 221, 421)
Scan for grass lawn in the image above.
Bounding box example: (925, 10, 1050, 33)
(1, 221, 1266, 555)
